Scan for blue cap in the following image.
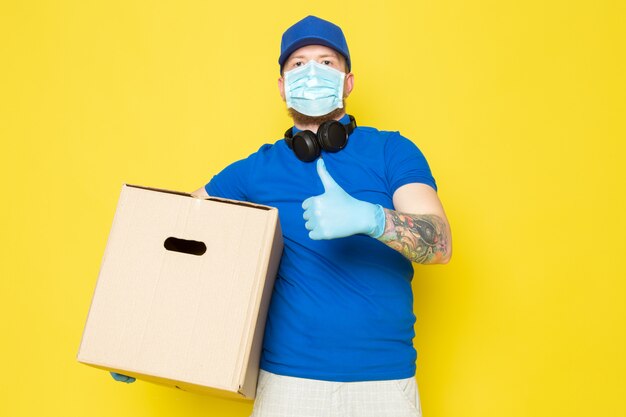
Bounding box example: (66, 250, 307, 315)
(279, 15, 351, 73)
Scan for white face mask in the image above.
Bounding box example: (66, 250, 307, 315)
(284, 61, 345, 117)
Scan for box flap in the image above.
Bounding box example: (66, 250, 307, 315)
(125, 183, 275, 211)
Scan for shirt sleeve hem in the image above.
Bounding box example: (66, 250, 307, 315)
(391, 177, 438, 194)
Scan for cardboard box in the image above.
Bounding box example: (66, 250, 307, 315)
(77, 184, 283, 399)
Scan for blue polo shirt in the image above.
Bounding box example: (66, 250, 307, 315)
(205, 115, 436, 382)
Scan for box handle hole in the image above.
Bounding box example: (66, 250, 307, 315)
(164, 237, 207, 256)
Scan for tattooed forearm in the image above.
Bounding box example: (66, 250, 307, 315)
(378, 208, 450, 264)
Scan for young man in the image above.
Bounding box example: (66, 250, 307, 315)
(114, 15, 451, 417)
(197, 15, 451, 417)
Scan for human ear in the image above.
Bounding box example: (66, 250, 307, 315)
(278, 76, 286, 101)
(343, 73, 354, 98)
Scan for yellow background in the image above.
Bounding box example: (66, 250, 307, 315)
(1, 1, 624, 416)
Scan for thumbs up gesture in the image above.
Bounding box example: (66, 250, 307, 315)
(302, 159, 386, 240)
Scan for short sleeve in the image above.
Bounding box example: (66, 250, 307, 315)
(205, 154, 254, 201)
(384, 132, 437, 194)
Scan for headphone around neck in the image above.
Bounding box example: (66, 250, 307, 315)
(284, 115, 357, 162)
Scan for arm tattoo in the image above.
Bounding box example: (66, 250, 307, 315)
(378, 209, 450, 264)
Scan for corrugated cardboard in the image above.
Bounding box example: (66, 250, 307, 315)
(77, 184, 283, 399)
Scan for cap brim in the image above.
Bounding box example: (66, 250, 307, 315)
(279, 37, 350, 72)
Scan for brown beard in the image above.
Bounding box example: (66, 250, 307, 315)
(287, 101, 347, 127)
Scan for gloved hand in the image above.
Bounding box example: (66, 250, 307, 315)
(302, 158, 386, 240)
(110, 372, 136, 383)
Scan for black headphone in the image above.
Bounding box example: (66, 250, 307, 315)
(284, 115, 357, 162)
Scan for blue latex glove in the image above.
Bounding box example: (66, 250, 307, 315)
(302, 158, 385, 240)
(110, 372, 136, 383)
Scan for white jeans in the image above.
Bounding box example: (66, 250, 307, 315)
(250, 370, 422, 417)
